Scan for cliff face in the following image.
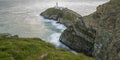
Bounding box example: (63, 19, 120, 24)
(84, 0, 120, 60)
(60, 21, 96, 56)
(41, 7, 96, 56)
(40, 0, 120, 60)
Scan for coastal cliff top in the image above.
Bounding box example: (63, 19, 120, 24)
(0, 33, 94, 60)
(40, 7, 83, 27)
(41, 7, 82, 21)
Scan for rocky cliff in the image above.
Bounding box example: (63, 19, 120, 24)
(40, 0, 120, 60)
(83, 0, 120, 60)
(41, 7, 96, 56)
(41, 7, 82, 27)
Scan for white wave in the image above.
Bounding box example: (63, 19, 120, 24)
(50, 20, 66, 30)
(40, 16, 66, 31)
(39, 16, 67, 48)
(48, 32, 78, 54)
(49, 33, 61, 46)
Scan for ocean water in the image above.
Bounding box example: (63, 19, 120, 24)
(0, 0, 109, 47)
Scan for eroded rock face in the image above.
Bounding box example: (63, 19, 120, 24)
(83, 0, 120, 60)
(41, 7, 96, 56)
(60, 21, 96, 56)
(40, 0, 120, 59)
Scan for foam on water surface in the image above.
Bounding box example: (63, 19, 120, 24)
(0, 0, 109, 48)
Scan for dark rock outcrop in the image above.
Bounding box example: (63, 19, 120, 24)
(0, 33, 19, 38)
(41, 7, 96, 56)
(60, 21, 96, 56)
(85, 0, 120, 60)
(83, 0, 120, 60)
(40, 0, 120, 59)
(41, 7, 82, 27)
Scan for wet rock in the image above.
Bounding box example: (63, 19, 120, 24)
(83, 0, 120, 60)
(41, 7, 96, 56)
(40, 0, 120, 59)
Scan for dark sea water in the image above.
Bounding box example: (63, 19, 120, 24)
(0, 0, 109, 47)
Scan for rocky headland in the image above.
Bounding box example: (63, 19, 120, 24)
(41, 7, 96, 56)
(40, 0, 120, 60)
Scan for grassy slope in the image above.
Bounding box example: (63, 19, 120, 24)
(0, 37, 94, 60)
(42, 7, 81, 21)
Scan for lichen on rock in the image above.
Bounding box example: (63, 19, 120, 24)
(40, 7, 96, 57)
(40, 7, 82, 27)
(40, 0, 120, 59)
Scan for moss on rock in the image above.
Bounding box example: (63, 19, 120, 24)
(40, 7, 82, 27)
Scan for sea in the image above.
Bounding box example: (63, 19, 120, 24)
(0, 0, 109, 47)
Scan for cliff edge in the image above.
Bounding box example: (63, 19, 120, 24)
(40, 7, 96, 56)
(40, 0, 120, 60)
(83, 0, 120, 60)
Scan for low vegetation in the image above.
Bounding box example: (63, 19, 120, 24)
(41, 7, 81, 21)
(0, 33, 94, 60)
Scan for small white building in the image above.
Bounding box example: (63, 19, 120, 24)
(54, 2, 64, 10)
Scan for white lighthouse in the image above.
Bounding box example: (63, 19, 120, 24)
(55, 2, 58, 8)
(54, 2, 64, 10)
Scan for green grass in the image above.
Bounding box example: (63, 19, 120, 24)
(42, 7, 81, 22)
(62, 8, 80, 21)
(43, 8, 63, 17)
(0, 35, 94, 60)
